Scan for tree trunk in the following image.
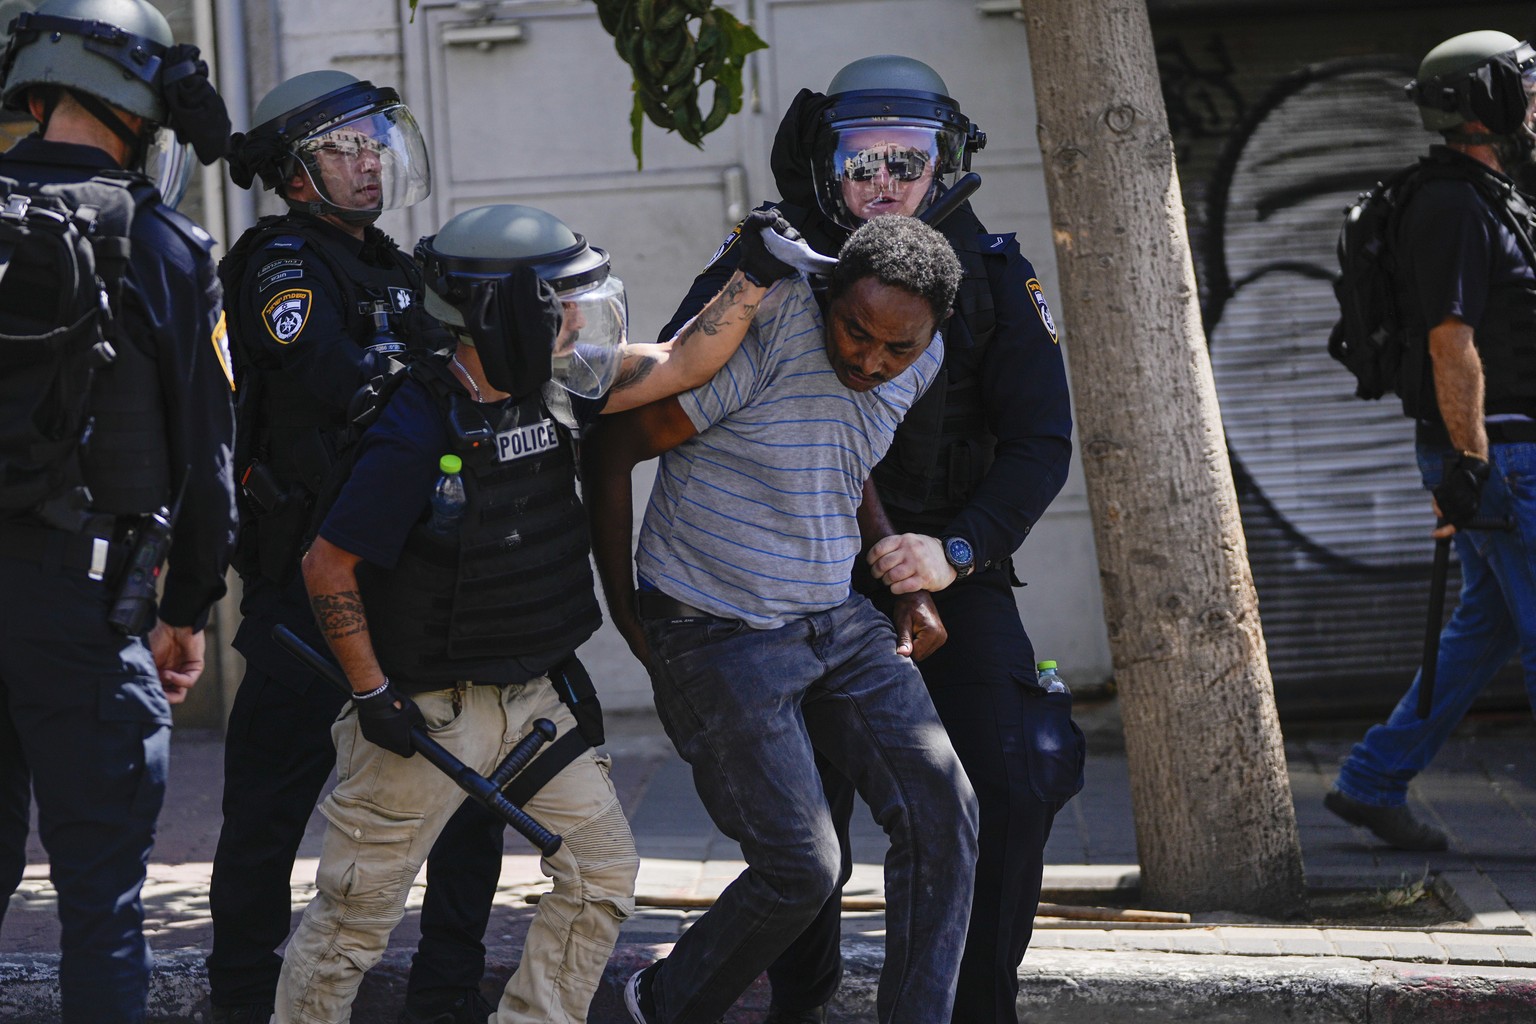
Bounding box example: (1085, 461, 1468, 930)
(1021, 0, 1305, 914)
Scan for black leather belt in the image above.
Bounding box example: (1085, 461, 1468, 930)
(1487, 420, 1536, 443)
(0, 520, 123, 579)
(1417, 419, 1536, 446)
(635, 591, 716, 620)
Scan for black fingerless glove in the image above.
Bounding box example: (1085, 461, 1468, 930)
(1433, 453, 1491, 527)
(353, 680, 425, 758)
(736, 210, 801, 287)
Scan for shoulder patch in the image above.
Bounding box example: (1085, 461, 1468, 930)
(210, 310, 234, 390)
(262, 288, 313, 344)
(257, 257, 304, 277)
(264, 234, 307, 252)
(985, 232, 1016, 251)
(258, 267, 305, 291)
(706, 223, 743, 269)
(1025, 278, 1058, 344)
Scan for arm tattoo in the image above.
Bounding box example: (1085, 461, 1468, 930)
(611, 353, 659, 393)
(311, 590, 369, 639)
(676, 277, 757, 349)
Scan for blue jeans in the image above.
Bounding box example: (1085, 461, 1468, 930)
(1335, 441, 1536, 806)
(640, 593, 979, 1024)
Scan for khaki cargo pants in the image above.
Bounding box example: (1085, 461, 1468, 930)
(274, 679, 638, 1023)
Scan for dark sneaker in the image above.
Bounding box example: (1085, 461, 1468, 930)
(623, 961, 663, 1024)
(765, 1004, 828, 1023)
(1325, 789, 1448, 851)
(210, 1005, 274, 1024)
(399, 989, 497, 1024)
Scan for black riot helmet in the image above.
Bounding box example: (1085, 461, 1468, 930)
(810, 55, 985, 230)
(1407, 31, 1536, 141)
(227, 70, 431, 226)
(0, 0, 231, 204)
(417, 204, 627, 402)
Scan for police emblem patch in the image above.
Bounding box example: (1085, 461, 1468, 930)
(1026, 278, 1059, 344)
(262, 288, 312, 344)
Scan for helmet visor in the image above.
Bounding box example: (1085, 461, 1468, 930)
(812, 121, 962, 230)
(1517, 42, 1536, 130)
(551, 273, 627, 399)
(142, 127, 193, 209)
(294, 103, 430, 213)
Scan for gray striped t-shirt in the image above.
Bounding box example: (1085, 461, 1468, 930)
(636, 277, 945, 628)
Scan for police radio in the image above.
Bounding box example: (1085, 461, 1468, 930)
(107, 480, 186, 636)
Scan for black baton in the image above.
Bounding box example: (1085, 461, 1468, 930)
(1418, 516, 1513, 719)
(272, 624, 563, 856)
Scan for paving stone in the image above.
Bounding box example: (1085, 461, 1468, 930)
(1498, 942, 1536, 968)
(1431, 934, 1509, 966)
(1320, 928, 1396, 959)
(1385, 934, 1449, 963)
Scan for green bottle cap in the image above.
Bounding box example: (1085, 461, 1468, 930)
(439, 454, 463, 475)
(1037, 660, 1057, 671)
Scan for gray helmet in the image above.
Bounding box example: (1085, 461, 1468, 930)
(1408, 30, 1536, 134)
(812, 55, 985, 230)
(417, 205, 626, 400)
(0, 0, 173, 121)
(228, 69, 431, 224)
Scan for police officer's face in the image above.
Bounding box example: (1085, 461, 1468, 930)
(554, 300, 586, 357)
(837, 128, 937, 222)
(824, 276, 935, 392)
(308, 129, 385, 210)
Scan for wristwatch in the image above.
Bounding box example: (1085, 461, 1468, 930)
(941, 536, 975, 580)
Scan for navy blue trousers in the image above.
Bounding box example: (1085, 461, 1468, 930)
(206, 628, 506, 1010)
(0, 555, 171, 1024)
(767, 571, 1085, 1024)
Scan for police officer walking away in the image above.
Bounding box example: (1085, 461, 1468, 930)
(660, 55, 1084, 1024)
(209, 71, 503, 1024)
(0, 0, 234, 1021)
(1327, 31, 1536, 851)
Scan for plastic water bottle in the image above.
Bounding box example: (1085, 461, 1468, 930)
(428, 454, 466, 534)
(1037, 660, 1070, 694)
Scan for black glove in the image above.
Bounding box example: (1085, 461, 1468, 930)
(736, 210, 802, 287)
(1433, 453, 1491, 528)
(353, 681, 425, 758)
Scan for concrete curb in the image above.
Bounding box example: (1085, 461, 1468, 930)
(5, 942, 1536, 1024)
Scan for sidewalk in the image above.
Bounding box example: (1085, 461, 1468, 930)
(3, 699, 1534, 1022)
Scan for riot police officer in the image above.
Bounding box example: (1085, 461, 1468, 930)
(0, 1, 233, 1021)
(660, 55, 1084, 1024)
(209, 71, 497, 1024)
(1327, 32, 1536, 851)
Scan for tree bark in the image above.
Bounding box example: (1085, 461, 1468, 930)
(1021, 0, 1305, 913)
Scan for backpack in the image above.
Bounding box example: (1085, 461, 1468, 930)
(1327, 157, 1536, 402)
(1326, 164, 1425, 401)
(0, 173, 142, 529)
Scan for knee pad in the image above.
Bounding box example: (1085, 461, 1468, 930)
(560, 796, 639, 916)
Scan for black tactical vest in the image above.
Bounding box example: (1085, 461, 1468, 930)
(778, 201, 1002, 534)
(1396, 154, 1536, 421)
(224, 213, 446, 582)
(360, 358, 602, 692)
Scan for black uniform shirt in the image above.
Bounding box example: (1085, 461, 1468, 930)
(228, 212, 443, 674)
(0, 137, 235, 629)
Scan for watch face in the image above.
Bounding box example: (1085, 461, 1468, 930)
(945, 537, 974, 566)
